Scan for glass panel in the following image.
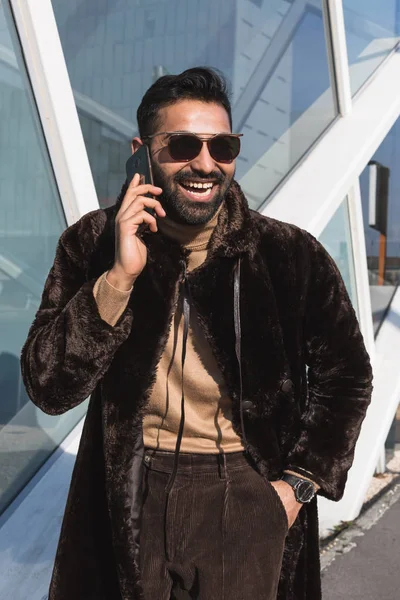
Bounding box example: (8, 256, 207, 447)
(52, 0, 337, 210)
(359, 116, 400, 336)
(318, 199, 359, 314)
(0, 4, 87, 513)
(343, 1, 400, 95)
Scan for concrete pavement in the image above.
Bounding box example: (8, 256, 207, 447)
(322, 483, 400, 599)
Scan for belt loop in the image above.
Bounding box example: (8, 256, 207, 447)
(222, 452, 228, 481)
(217, 451, 230, 482)
(234, 257, 248, 449)
(217, 453, 222, 480)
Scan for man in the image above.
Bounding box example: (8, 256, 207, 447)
(21, 67, 373, 600)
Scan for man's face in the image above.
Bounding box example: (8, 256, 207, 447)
(142, 100, 236, 225)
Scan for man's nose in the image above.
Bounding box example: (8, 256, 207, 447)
(189, 142, 216, 174)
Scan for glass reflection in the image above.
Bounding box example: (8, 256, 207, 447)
(360, 116, 400, 336)
(0, 5, 86, 513)
(343, 0, 400, 95)
(52, 0, 337, 210)
(318, 199, 358, 314)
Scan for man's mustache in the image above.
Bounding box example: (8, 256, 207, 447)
(174, 171, 225, 185)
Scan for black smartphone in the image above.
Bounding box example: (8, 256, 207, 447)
(125, 144, 156, 217)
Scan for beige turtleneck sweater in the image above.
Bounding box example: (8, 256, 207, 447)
(92, 208, 319, 488)
(93, 205, 245, 453)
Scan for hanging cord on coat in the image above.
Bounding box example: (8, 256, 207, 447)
(233, 257, 247, 448)
(222, 255, 243, 595)
(165, 279, 190, 495)
(165, 257, 243, 494)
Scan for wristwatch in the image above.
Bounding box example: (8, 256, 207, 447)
(281, 473, 316, 503)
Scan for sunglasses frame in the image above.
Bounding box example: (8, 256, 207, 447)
(142, 131, 243, 163)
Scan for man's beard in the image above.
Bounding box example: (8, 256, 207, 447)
(151, 162, 234, 225)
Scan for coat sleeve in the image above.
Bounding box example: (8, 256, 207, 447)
(20, 217, 133, 416)
(284, 232, 373, 501)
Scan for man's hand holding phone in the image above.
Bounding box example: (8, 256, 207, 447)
(107, 173, 166, 291)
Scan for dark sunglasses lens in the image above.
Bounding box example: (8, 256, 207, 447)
(209, 136, 240, 162)
(168, 134, 202, 161)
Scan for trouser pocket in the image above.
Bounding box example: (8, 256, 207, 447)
(265, 478, 289, 532)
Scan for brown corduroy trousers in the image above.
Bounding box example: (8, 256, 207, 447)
(140, 449, 288, 600)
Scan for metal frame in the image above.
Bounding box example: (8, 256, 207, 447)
(262, 49, 400, 236)
(8, 0, 99, 225)
(347, 181, 375, 356)
(325, 0, 352, 116)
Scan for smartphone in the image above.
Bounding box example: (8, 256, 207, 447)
(125, 144, 156, 218)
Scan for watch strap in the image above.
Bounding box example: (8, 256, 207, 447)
(281, 473, 316, 503)
(283, 468, 320, 491)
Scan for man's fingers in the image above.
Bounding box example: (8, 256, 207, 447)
(129, 182, 162, 196)
(118, 195, 166, 221)
(121, 174, 162, 208)
(119, 183, 163, 214)
(128, 172, 140, 189)
(120, 209, 158, 233)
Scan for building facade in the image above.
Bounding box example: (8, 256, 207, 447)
(0, 0, 399, 596)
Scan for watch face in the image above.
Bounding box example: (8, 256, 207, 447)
(296, 480, 315, 503)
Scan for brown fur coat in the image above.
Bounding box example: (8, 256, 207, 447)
(20, 181, 373, 599)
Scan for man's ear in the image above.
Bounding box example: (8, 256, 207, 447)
(131, 137, 143, 154)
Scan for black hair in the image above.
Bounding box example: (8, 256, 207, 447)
(136, 67, 232, 139)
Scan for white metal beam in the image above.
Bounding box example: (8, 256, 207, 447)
(8, 0, 99, 225)
(325, 0, 352, 116)
(318, 289, 400, 535)
(261, 47, 400, 237)
(347, 181, 375, 358)
(0, 40, 135, 144)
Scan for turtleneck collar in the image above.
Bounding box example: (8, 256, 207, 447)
(110, 180, 255, 262)
(157, 201, 225, 251)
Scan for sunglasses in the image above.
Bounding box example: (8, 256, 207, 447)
(142, 131, 243, 163)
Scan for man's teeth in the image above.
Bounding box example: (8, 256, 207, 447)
(184, 181, 214, 189)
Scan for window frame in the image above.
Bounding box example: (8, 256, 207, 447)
(8, 0, 99, 226)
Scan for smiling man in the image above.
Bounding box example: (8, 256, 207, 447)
(136, 98, 236, 225)
(21, 67, 373, 600)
